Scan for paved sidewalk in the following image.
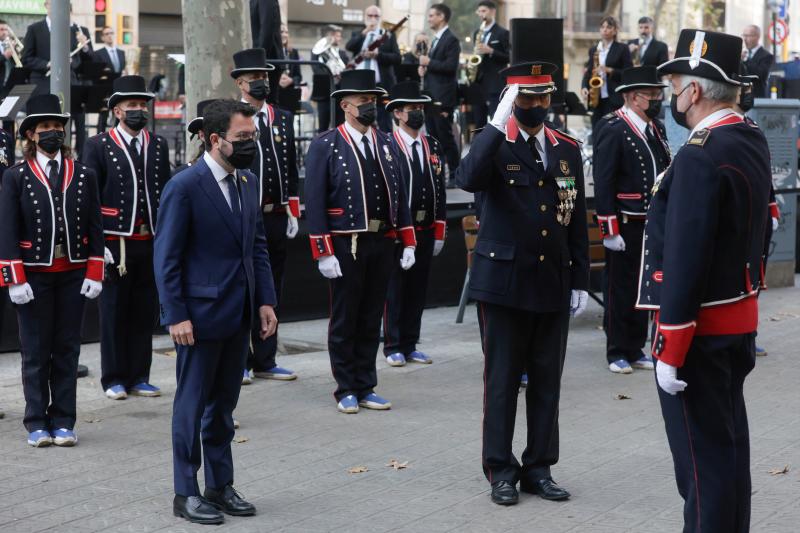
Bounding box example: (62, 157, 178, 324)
(0, 281, 798, 533)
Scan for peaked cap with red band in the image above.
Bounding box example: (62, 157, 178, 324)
(499, 61, 558, 95)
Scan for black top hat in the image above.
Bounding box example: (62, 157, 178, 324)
(658, 29, 742, 86)
(330, 70, 388, 98)
(187, 99, 218, 136)
(230, 48, 275, 78)
(108, 75, 155, 109)
(385, 81, 432, 112)
(498, 62, 557, 95)
(615, 66, 668, 93)
(19, 94, 70, 138)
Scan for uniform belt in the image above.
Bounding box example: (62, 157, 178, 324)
(54, 243, 67, 259)
(367, 219, 389, 232)
(136, 224, 151, 235)
(263, 203, 287, 213)
(414, 210, 430, 223)
(622, 214, 647, 223)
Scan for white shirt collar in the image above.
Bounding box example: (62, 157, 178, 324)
(517, 125, 547, 148)
(397, 127, 420, 147)
(622, 105, 649, 135)
(689, 107, 738, 137)
(106, 44, 117, 52)
(344, 121, 374, 154)
(482, 21, 495, 32)
(203, 152, 233, 184)
(115, 124, 144, 147)
(36, 149, 62, 174)
(748, 44, 762, 55)
(45, 16, 51, 31)
(434, 26, 449, 40)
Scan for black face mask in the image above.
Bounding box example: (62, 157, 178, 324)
(513, 105, 548, 128)
(643, 98, 662, 119)
(123, 109, 148, 131)
(247, 79, 270, 101)
(405, 109, 425, 130)
(739, 90, 754, 112)
(36, 129, 65, 154)
(355, 102, 377, 127)
(670, 85, 693, 129)
(220, 138, 257, 169)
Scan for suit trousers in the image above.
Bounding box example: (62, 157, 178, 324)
(602, 219, 648, 363)
(16, 269, 85, 432)
(172, 324, 250, 496)
(383, 228, 434, 355)
(100, 239, 158, 390)
(425, 107, 460, 177)
(478, 302, 569, 484)
(657, 333, 755, 533)
(248, 212, 288, 372)
(328, 233, 395, 401)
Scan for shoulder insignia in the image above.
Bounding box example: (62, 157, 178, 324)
(603, 112, 616, 120)
(687, 128, 710, 147)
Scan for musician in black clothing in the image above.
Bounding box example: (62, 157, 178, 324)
(93, 26, 126, 133)
(279, 24, 302, 89)
(470, 1, 510, 127)
(311, 25, 349, 132)
(627, 17, 669, 68)
(581, 16, 632, 127)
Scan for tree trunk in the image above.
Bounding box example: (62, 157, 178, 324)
(181, 0, 252, 134)
(653, 0, 668, 29)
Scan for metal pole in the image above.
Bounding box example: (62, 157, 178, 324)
(50, 0, 70, 124)
(772, 12, 778, 59)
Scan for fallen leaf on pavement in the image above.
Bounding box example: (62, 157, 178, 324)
(347, 466, 369, 474)
(83, 418, 102, 423)
(233, 436, 249, 444)
(386, 459, 409, 470)
(768, 465, 789, 475)
(614, 394, 632, 400)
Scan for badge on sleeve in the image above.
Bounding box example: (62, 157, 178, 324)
(687, 129, 710, 147)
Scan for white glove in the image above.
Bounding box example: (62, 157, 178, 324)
(489, 84, 519, 133)
(603, 235, 626, 252)
(433, 239, 444, 256)
(286, 214, 299, 239)
(772, 217, 779, 231)
(103, 247, 115, 265)
(570, 289, 588, 317)
(9, 282, 34, 305)
(318, 255, 342, 279)
(656, 360, 688, 395)
(80, 278, 103, 299)
(400, 247, 416, 270)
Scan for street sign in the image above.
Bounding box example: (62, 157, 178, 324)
(768, 19, 789, 45)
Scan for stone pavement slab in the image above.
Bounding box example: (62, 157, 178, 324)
(0, 280, 798, 532)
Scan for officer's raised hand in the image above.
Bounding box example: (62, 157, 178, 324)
(318, 255, 343, 279)
(400, 247, 416, 270)
(489, 84, 519, 134)
(9, 282, 34, 305)
(656, 360, 687, 395)
(603, 234, 625, 252)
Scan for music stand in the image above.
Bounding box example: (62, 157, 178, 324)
(0, 84, 37, 138)
(0, 68, 31, 99)
(277, 87, 302, 114)
(557, 91, 588, 130)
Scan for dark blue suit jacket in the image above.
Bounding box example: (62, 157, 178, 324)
(154, 157, 276, 341)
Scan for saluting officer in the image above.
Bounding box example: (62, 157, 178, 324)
(0, 94, 104, 447)
(457, 62, 589, 506)
(593, 65, 670, 374)
(82, 75, 171, 401)
(305, 69, 417, 413)
(231, 48, 300, 384)
(639, 29, 772, 531)
(382, 81, 446, 367)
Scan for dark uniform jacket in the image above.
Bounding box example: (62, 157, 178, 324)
(246, 102, 300, 217)
(456, 119, 590, 312)
(637, 110, 772, 366)
(22, 19, 93, 90)
(82, 127, 171, 237)
(389, 130, 447, 240)
(593, 107, 670, 237)
(0, 128, 14, 177)
(304, 124, 416, 259)
(581, 41, 632, 109)
(345, 29, 401, 89)
(627, 38, 669, 67)
(423, 28, 461, 109)
(0, 157, 104, 285)
(472, 23, 510, 96)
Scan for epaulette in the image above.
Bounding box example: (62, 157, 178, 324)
(686, 128, 710, 147)
(553, 128, 583, 145)
(603, 112, 617, 121)
(470, 127, 485, 135)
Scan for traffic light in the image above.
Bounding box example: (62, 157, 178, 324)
(118, 14, 133, 45)
(94, 0, 111, 43)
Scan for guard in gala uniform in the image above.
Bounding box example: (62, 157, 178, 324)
(640, 30, 772, 531)
(172, 99, 217, 177)
(0, 95, 104, 447)
(231, 48, 300, 384)
(457, 62, 589, 506)
(305, 70, 417, 413)
(593, 65, 670, 374)
(82, 75, 171, 401)
(382, 81, 446, 367)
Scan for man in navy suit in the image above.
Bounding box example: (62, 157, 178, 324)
(154, 99, 277, 525)
(93, 26, 126, 133)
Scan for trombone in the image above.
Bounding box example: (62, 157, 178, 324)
(3, 26, 24, 68)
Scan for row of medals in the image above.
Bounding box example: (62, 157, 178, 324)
(556, 177, 577, 226)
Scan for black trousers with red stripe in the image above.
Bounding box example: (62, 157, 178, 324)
(328, 233, 395, 401)
(657, 333, 755, 533)
(603, 219, 648, 363)
(479, 302, 569, 485)
(383, 228, 434, 356)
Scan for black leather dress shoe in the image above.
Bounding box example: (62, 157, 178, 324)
(520, 477, 571, 501)
(173, 495, 224, 525)
(204, 485, 256, 516)
(490, 481, 519, 505)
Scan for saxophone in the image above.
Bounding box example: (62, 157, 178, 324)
(587, 41, 604, 110)
(466, 21, 486, 84)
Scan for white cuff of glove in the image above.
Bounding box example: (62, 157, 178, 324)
(286, 214, 299, 239)
(318, 255, 342, 279)
(570, 289, 588, 317)
(489, 84, 519, 133)
(655, 360, 688, 395)
(433, 239, 444, 256)
(80, 279, 103, 299)
(772, 217, 779, 231)
(400, 247, 416, 270)
(9, 282, 34, 305)
(602, 235, 626, 252)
